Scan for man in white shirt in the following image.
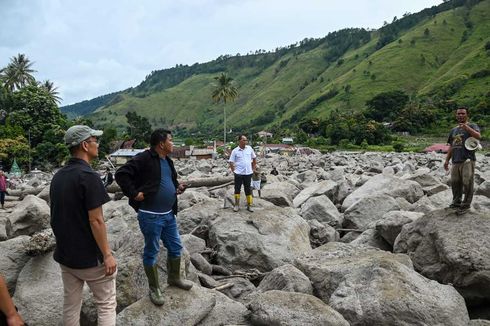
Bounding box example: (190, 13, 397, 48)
(228, 135, 257, 212)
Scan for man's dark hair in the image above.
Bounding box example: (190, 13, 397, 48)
(238, 134, 247, 141)
(150, 129, 172, 147)
(457, 107, 469, 114)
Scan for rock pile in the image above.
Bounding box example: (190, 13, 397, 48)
(1, 151, 489, 325)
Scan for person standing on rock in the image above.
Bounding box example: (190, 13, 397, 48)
(50, 125, 117, 325)
(228, 134, 257, 212)
(0, 170, 7, 209)
(115, 129, 192, 306)
(444, 107, 481, 213)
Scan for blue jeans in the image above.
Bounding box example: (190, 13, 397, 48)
(137, 211, 183, 266)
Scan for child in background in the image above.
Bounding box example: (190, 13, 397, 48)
(251, 167, 262, 197)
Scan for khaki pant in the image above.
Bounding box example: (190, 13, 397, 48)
(450, 160, 475, 208)
(60, 264, 117, 326)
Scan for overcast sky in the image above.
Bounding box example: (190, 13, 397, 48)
(0, 0, 442, 106)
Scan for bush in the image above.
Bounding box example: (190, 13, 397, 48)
(393, 142, 405, 152)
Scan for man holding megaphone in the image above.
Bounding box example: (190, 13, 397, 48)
(444, 107, 481, 213)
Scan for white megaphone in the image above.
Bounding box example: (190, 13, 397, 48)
(464, 137, 482, 151)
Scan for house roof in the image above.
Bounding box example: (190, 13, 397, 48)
(423, 144, 450, 153)
(109, 149, 145, 157)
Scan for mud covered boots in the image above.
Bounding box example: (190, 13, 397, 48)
(144, 264, 165, 306)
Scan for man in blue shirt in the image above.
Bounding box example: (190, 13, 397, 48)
(115, 129, 192, 306)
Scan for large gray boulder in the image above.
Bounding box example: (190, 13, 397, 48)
(208, 204, 311, 272)
(6, 195, 50, 238)
(14, 254, 64, 326)
(401, 168, 441, 187)
(177, 199, 223, 234)
(295, 242, 469, 326)
(196, 289, 250, 326)
(116, 285, 217, 325)
(293, 180, 338, 208)
(257, 264, 313, 295)
(349, 228, 392, 251)
(299, 195, 341, 226)
(261, 181, 300, 207)
(342, 174, 424, 211)
(476, 180, 490, 198)
(343, 194, 400, 230)
(247, 290, 349, 326)
(375, 211, 425, 246)
(394, 208, 490, 306)
(0, 235, 31, 293)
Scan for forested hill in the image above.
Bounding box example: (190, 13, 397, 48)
(61, 0, 490, 139)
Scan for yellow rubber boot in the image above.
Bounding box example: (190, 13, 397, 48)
(234, 194, 240, 212)
(246, 195, 253, 212)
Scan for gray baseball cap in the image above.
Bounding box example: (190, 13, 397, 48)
(64, 125, 103, 147)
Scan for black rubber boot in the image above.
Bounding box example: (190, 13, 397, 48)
(167, 257, 193, 290)
(144, 265, 165, 306)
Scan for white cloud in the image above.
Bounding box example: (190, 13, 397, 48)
(0, 0, 442, 105)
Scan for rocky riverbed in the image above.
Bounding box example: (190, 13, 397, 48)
(1, 151, 490, 325)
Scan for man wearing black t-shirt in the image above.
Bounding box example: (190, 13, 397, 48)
(116, 129, 192, 306)
(50, 125, 117, 325)
(444, 107, 481, 213)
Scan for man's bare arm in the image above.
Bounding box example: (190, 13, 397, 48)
(88, 207, 117, 276)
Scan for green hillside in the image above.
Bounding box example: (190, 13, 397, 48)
(62, 0, 490, 138)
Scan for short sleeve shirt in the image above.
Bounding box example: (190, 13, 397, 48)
(229, 145, 256, 175)
(50, 158, 110, 269)
(447, 123, 480, 163)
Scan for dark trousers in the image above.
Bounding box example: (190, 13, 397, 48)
(234, 173, 252, 196)
(0, 191, 5, 206)
(451, 160, 475, 208)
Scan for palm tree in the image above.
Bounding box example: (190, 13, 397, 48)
(211, 73, 238, 146)
(40, 80, 62, 104)
(1, 54, 36, 92)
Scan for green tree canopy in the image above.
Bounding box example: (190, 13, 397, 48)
(126, 111, 152, 147)
(365, 90, 409, 122)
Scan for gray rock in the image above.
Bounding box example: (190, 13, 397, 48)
(308, 219, 340, 248)
(476, 180, 490, 198)
(218, 276, 256, 303)
(116, 286, 217, 325)
(178, 189, 211, 211)
(401, 168, 440, 187)
(247, 290, 349, 326)
(36, 185, 50, 204)
(6, 195, 50, 238)
(423, 183, 449, 196)
(197, 290, 250, 326)
(208, 205, 311, 272)
(177, 199, 222, 234)
(343, 194, 400, 230)
(300, 195, 341, 226)
(296, 242, 469, 326)
(394, 208, 490, 306)
(191, 253, 213, 275)
(0, 236, 31, 293)
(257, 264, 313, 295)
(293, 180, 338, 208)
(182, 234, 207, 255)
(375, 211, 424, 246)
(342, 174, 424, 211)
(260, 181, 296, 207)
(350, 228, 392, 251)
(14, 254, 63, 326)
